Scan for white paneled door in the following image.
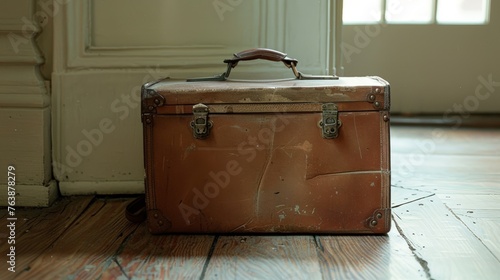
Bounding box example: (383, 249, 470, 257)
(52, 0, 339, 194)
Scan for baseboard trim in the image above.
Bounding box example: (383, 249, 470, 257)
(59, 181, 144, 196)
(0, 180, 58, 207)
(391, 114, 500, 128)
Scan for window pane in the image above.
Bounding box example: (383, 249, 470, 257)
(386, 0, 434, 24)
(343, 0, 383, 24)
(437, 0, 490, 24)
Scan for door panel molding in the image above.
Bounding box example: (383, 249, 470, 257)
(64, 0, 292, 69)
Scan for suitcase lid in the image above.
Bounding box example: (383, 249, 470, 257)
(141, 49, 389, 114)
(142, 76, 390, 113)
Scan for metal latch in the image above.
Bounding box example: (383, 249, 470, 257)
(190, 103, 213, 139)
(319, 103, 341, 139)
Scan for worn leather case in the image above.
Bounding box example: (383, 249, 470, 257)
(140, 49, 391, 234)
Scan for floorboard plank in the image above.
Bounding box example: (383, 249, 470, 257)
(392, 154, 500, 195)
(393, 196, 500, 280)
(202, 235, 322, 279)
(391, 126, 500, 157)
(453, 209, 500, 261)
(317, 226, 426, 279)
(392, 180, 500, 195)
(391, 186, 434, 208)
(97, 259, 129, 280)
(0, 196, 94, 279)
(391, 126, 500, 198)
(438, 194, 500, 211)
(106, 224, 214, 279)
(14, 198, 138, 279)
(392, 153, 500, 178)
(452, 209, 500, 218)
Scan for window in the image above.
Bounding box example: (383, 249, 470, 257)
(386, 0, 433, 24)
(343, 0, 383, 24)
(436, 0, 490, 24)
(343, 0, 490, 25)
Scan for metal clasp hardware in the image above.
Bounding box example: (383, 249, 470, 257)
(190, 103, 213, 139)
(319, 103, 341, 139)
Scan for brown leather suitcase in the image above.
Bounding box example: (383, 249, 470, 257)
(140, 49, 391, 234)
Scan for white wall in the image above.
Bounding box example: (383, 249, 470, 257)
(341, 1, 500, 114)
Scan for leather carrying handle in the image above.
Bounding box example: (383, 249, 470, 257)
(186, 48, 338, 81)
(222, 48, 299, 79)
(223, 48, 298, 67)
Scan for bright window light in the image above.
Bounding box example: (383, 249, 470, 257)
(385, 0, 434, 24)
(342, 0, 490, 25)
(343, 0, 383, 24)
(437, 0, 490, 24)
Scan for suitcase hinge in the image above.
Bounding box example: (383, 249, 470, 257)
(141, 89, 164, 126)
(319, 103, 341, 139)
(190, 103, 213, 139)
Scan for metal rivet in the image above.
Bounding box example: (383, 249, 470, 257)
(375, 88, 381, 93)
(370, 220, 378, 227)
(368, 94, 376, 101)
(146, 118, 152, 124)
(158, 220, 163, 225)
(153, 213, 158, 218)
(374, 101, 381, 108)
(154, 98, 161, 105)
(376, 213, 383, 219)
(148, 105, 154, 111)
(383, 114, 389, 122)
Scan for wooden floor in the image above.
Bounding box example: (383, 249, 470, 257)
(1, 125, 500, 279)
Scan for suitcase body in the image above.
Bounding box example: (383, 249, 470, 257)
(141, 49, 391, 234)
